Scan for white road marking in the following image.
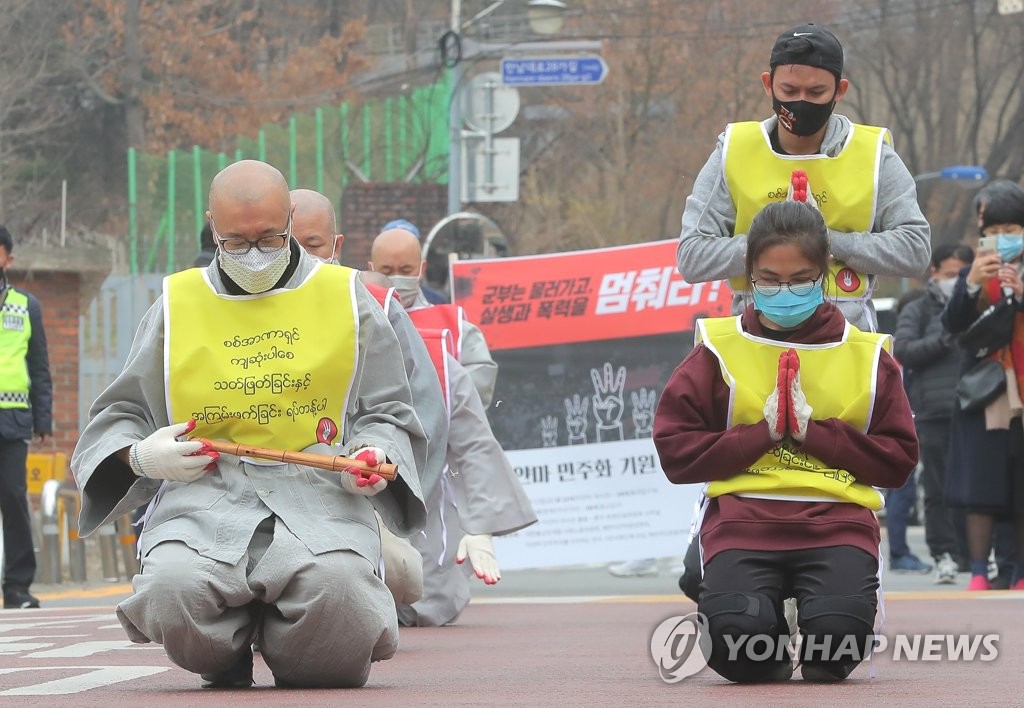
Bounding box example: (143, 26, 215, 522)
(0, 643, 53, 654)
(0, 666, 167, 695)
(26, 640, 138, 658)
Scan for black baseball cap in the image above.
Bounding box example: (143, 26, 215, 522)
(770, 23, 844, 79)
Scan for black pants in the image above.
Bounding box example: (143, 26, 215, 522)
(0, 438, 34, 591)
(917, 419, 959, 559)
(700, 547, 878, 683)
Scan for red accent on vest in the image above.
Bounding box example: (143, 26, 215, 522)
(364, 282, 400, 313)
(408, 304, 464, 359)
(418, 328, 455, 413)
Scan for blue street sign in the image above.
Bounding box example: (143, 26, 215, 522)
(500, 55, 608, 87)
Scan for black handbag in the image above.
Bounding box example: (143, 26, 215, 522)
(958, 295, 1016, 357)
(956, 358, 1007, 411)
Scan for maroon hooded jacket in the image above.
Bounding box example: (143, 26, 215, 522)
(653, 302, 919, 564)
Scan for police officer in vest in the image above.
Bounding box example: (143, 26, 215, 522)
(0, 226, 52, 609)
(676, 22, 931, 334)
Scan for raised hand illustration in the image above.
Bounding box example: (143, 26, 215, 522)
(630, 387, 657, 438)
(591, 362, 626, 443)
(564, 394, 589, 445)
(540, 415, 559, 447)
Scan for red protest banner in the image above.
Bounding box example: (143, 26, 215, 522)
(450, 240, 732, 351)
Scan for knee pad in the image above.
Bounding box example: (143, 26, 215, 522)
(797, 595, 876, 666)
(699, 591, 791, 683)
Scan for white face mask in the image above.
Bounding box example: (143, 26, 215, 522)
(218, 244, 291, 294)
(935, 277, 957, 300)
(388, 274, 421, 308)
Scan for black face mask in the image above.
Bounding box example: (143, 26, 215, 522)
(772, 95, 835, 137)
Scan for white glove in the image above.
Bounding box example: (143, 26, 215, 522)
(456, 533, 500, 585)
(763, 351, 789, 442)
(128, 420, 217, 483)
(784, 351, 814, 443)
(340, 446, 389, 496)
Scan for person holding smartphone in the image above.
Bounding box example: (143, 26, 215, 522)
(943, 182, 1024, 591)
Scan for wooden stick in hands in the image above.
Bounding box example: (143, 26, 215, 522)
(192, 438, 398, 481)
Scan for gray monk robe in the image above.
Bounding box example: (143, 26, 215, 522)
(407, 291, 498, 407)
(71, 253, 426, 688)
(398, 356, 537, 627)
(364, 283, 449, 605)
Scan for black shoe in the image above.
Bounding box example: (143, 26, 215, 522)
(801, 662, 854, 683)
(991, 573, 1012, 590)
(201, 647, 254, 688)
(3, 589, 40, 609)
(274, 675, 298, 688)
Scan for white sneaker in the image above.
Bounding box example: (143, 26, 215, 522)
(607, 558, 659, 577)
(935, 553, 958, 585)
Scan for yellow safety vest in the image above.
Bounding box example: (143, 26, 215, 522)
(723, 120, 890, 301)
(0, 289, 31, 409)
(697, 315, 889, 510)
(164, 264, 358, 450)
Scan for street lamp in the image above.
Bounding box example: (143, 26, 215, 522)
(446, 0, 574, 215)
(914, 165, 989, 184)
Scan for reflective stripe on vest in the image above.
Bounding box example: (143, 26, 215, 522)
(164, 264, 358, 450)
(723, 120, 889, 301)
(0, 289, 31, 410)
(697, 315, 889, 509)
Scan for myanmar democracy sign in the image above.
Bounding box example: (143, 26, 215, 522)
(452, 240, 730, 569)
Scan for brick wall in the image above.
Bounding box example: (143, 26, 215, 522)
(339, 183, 446, 268)
(8, 271, 80, 464)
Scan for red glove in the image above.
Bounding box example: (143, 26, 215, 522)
(340, 446, 388, 496)
(783, 349, 813, 442)
(763, 350, 790, 442)
(787, 170, 819, 210)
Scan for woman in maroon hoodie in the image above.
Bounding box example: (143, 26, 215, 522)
(654, 200, 918, 683)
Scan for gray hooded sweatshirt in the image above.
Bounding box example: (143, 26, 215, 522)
(677, 114, 931, 332)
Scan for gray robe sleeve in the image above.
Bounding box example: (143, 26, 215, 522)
(458, 319, 498, 408)
(345, 282, 427, 536)
(444, 357, 536, 536)
(70, 301, 167, 535)
(387, 304, 449, 501)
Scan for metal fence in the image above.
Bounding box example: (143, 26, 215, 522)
(128, 76, 452, 275)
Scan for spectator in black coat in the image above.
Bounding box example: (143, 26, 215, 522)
(894, 243, 973, 583)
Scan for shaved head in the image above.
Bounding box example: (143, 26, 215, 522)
(291, 189, 337, 234)
(209, 160, 289, 211)
(290, 188, 342, 261)
(369, 228, 423, 277)
(206, 160, 291, 242)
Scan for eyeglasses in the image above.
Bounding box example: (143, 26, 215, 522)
(750, 275, 823, 297)
(210, 215, 291, 255)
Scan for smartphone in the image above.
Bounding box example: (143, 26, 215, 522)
(978, 235, 998, 254)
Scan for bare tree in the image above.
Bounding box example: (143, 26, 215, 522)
(842, 0, 1024, 243)
(0, 2, 77, 222)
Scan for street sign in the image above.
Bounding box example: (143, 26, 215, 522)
(461, 137, 520, 203)
(500, 55, 608, 87)
(460, 71, 521, 134)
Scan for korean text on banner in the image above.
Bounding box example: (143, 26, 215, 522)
(451, 240, 731, 351)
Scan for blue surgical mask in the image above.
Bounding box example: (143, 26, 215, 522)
(996, 233, 1024, 263)
(751, 286, 824, 328)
